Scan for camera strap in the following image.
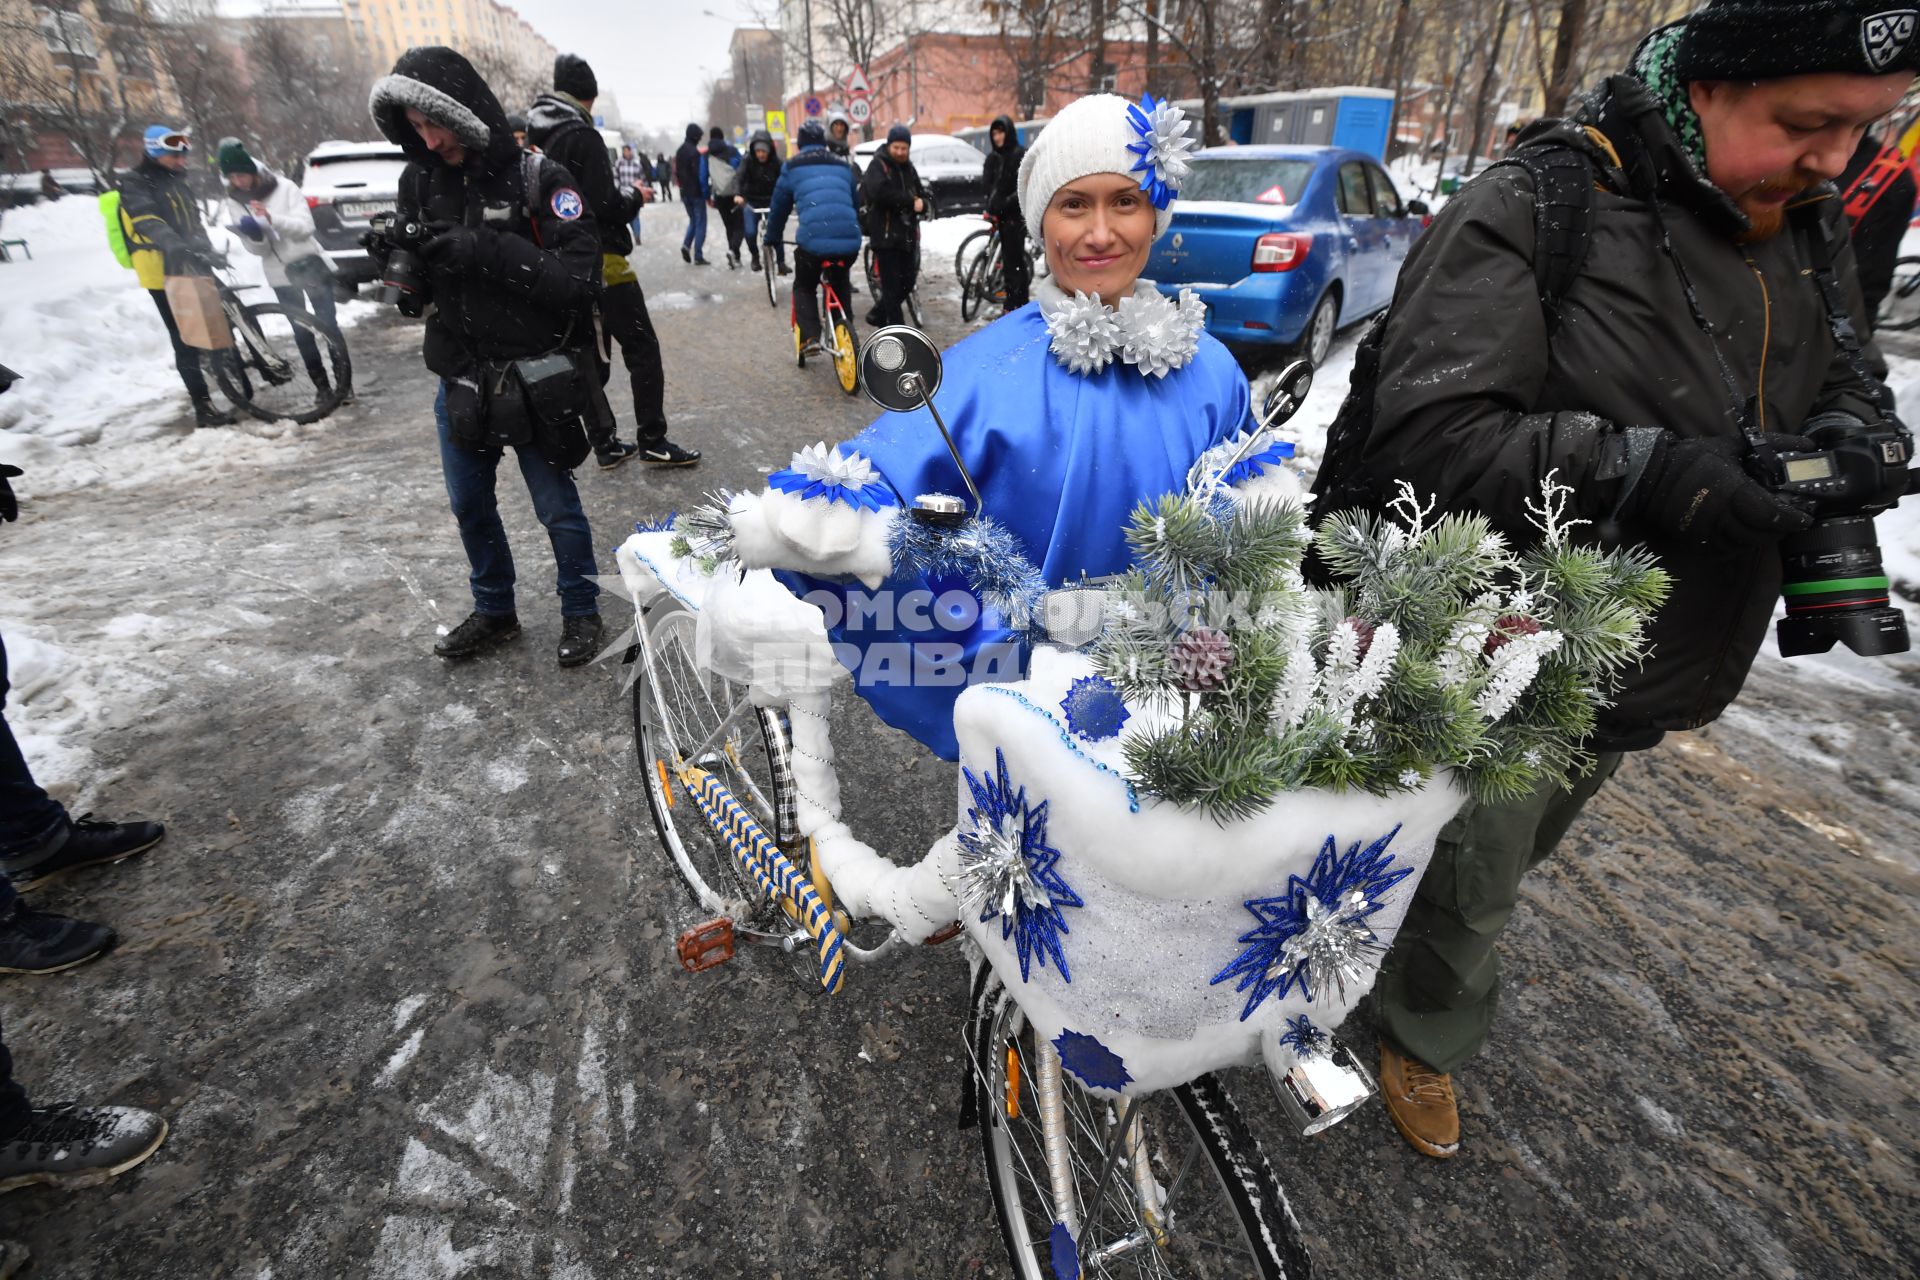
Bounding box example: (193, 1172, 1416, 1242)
(1789, 199, 1895, 418)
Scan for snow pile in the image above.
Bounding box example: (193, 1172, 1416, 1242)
(918, 214, 990, 283)
(0, 195, 377, 465)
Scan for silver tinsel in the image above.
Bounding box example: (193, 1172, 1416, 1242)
(1267, 888, 1384, 1006)
(954, 816, 1056, 922)
(673, 489, 738, 566)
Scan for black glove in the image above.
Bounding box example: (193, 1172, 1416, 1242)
(1633, 431, 1814, 547)
(422, 225, 491, 273)
(0, 464, 21, 524)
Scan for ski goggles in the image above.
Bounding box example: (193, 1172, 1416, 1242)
(144, 129, 192, 156)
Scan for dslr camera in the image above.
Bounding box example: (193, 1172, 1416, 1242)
(363, 212, 437, 309)
(1758, 409, 1920, 657)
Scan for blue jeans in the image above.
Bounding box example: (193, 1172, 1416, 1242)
(682, 197, 708, 256)
(434, 382, 600, 618)
(0, 632, 69, 859)
(629, 215, 644, 243)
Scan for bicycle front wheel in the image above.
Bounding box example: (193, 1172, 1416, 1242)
(764, 241, 779, 307)
(1877, 255, 1920, 332)
(214, 302, 349, 424)
(831, 316, 859, 395)
(961, 250, 995, 322)
(971, 978, 1310, 1280)
(633, 599, 795, 920)
(955, 226, 992, 281)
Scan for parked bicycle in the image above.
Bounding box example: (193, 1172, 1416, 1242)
(958, 219, 1009, 322)
(200, 268, 350, 424)
(618, 335, 1334, 1278)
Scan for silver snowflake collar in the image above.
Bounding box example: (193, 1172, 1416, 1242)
(1125, 93, 1198, 208)
(1037, 279, 1205, 378)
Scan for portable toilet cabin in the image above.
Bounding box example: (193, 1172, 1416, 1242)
(1176, 88, 1395, 162)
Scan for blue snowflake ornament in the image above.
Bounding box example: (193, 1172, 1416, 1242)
(1278, 1015, 1327, 1059)
(1221, 438, 1297, 487)
(1048, 1221, 1081, 1280)
(1053, 1029, 1134, 1093)
(633, 513, 677, 534)
(955, 749, 1084, 982)
(1060, 674, 1129, 742)
(1210, 825, 1414, 1019)
(766, 441, 897, 510)
(1124, 93, 1198, 209)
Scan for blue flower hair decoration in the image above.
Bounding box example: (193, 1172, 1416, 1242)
(1125, 93, 1198, 209)
(766, 442, 897, 510)
(1220, 437, 1296, 487)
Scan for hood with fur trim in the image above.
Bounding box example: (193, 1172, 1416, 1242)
(369, 46, 516, 174)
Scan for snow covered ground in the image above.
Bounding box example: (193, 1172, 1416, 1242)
(0, 194, 379, 497)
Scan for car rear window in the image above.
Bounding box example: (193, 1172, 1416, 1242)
(305, 155, 405, 190)
(1178, 158, 1317, 206)
(915, 143, 982, 167)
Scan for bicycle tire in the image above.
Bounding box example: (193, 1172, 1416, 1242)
(906, 288, 925, 328)
(961, 250, 995, 322)
(831, 316, 859, 395)
(633, 600, 796, 919)
(971, 977, 1310, 1280)
(214, 302, 349, 424)
(955, 226, 993, 282)
(764, 241, 779, 307)
(1876, 255, 1920, 332)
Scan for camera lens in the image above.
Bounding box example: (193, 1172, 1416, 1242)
(1776, 514, 1909, 656)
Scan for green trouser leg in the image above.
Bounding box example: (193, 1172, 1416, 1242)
(1375, 752, 1624, 1074)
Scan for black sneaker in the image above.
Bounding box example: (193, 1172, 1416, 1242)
(0, 1103, 168, 1194)
(557, 614, 603, 668)
(727, 251, 740, 269)
(595, 439, 640, 471)
(680, 245, 691, 263)
(0, 899, 116, 975)
(777, 263, 791, 276)
(638, 440, 701, 467)
(749, 255, 762, 272)
(433, 611, 521, 660)
(2, 815, 164, 891)
(191, 399, 234, 428)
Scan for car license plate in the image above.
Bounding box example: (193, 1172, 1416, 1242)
(336, 199, 393, 220)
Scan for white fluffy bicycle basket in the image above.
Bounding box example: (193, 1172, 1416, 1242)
(948, 645, 1463, 1112)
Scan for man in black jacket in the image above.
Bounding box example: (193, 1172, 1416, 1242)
(735, 129, 785, 274)
(981, 113, 1030, 311)
(1314, 1, 1914, 1160)
(118, 126, 235, 427)
(368, 46, 608, 667)
(674, 123, 710, 264)
(860, 124, 923, 328)
(527, 54, 699, 469)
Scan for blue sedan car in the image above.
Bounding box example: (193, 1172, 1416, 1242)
(1148, 146, 1429, 364)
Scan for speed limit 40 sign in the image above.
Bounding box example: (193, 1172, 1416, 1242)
(848, 96, 872, 125)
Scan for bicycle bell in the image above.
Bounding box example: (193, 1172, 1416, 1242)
(859, 326, 981, 522)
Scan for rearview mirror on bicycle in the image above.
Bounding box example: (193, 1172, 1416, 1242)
(859, 325, 979, 522)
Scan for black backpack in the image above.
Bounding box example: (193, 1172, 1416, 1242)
(1310, 143, 1599, 519)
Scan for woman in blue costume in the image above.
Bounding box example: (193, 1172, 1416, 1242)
(757, 93, 1252, 759)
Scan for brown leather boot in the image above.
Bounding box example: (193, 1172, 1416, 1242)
(1380, 1039, 1461, 1158)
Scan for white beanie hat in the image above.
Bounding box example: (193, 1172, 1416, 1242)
(1017, 93, 1196, 240)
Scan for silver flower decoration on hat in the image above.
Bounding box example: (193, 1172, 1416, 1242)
(1040, 287, 1124, 375)
(1125, 93, 1198, 209)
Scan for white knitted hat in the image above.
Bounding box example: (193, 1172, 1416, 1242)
(1017, 93, 1195, 240)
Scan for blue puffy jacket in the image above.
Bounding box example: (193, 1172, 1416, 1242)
(766, 145, 861, 259)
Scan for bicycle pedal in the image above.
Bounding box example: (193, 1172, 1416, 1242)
(676, 918, 735, 972)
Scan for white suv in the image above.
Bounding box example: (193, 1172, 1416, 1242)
(300, 139, 409, 291)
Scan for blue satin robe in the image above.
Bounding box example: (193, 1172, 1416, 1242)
(777, 301, 1251, 759)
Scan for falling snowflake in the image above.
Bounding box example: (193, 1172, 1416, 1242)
(953, 749, 1084, 982)
(1210, 825, 1414, 1019)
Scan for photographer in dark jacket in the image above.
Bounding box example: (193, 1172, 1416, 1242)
(368, 45, 607, 667)
(1312, 1, 1913, 1161)
(527, 54, 699, 469)
(736, 129, 785, 274)
(860, 124, 923, 328)
(981, 113, 1031, 311)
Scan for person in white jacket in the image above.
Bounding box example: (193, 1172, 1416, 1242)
(216, 138, 349, 397)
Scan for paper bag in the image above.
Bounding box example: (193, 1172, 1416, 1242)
(164, 276, 232, 351)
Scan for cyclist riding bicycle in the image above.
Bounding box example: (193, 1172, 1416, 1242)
(735, 128, 785, 275)
(739, 92, 1248, 759)
(765, 120, 861, 357)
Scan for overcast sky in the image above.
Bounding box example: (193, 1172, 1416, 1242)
(514, 0, 765, 138)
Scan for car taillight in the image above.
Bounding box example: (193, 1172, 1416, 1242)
(307, 196, 320, 209)
(1252, 232, 1311, 272)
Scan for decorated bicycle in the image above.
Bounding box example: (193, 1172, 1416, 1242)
(612, 94, 1668, 1279)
